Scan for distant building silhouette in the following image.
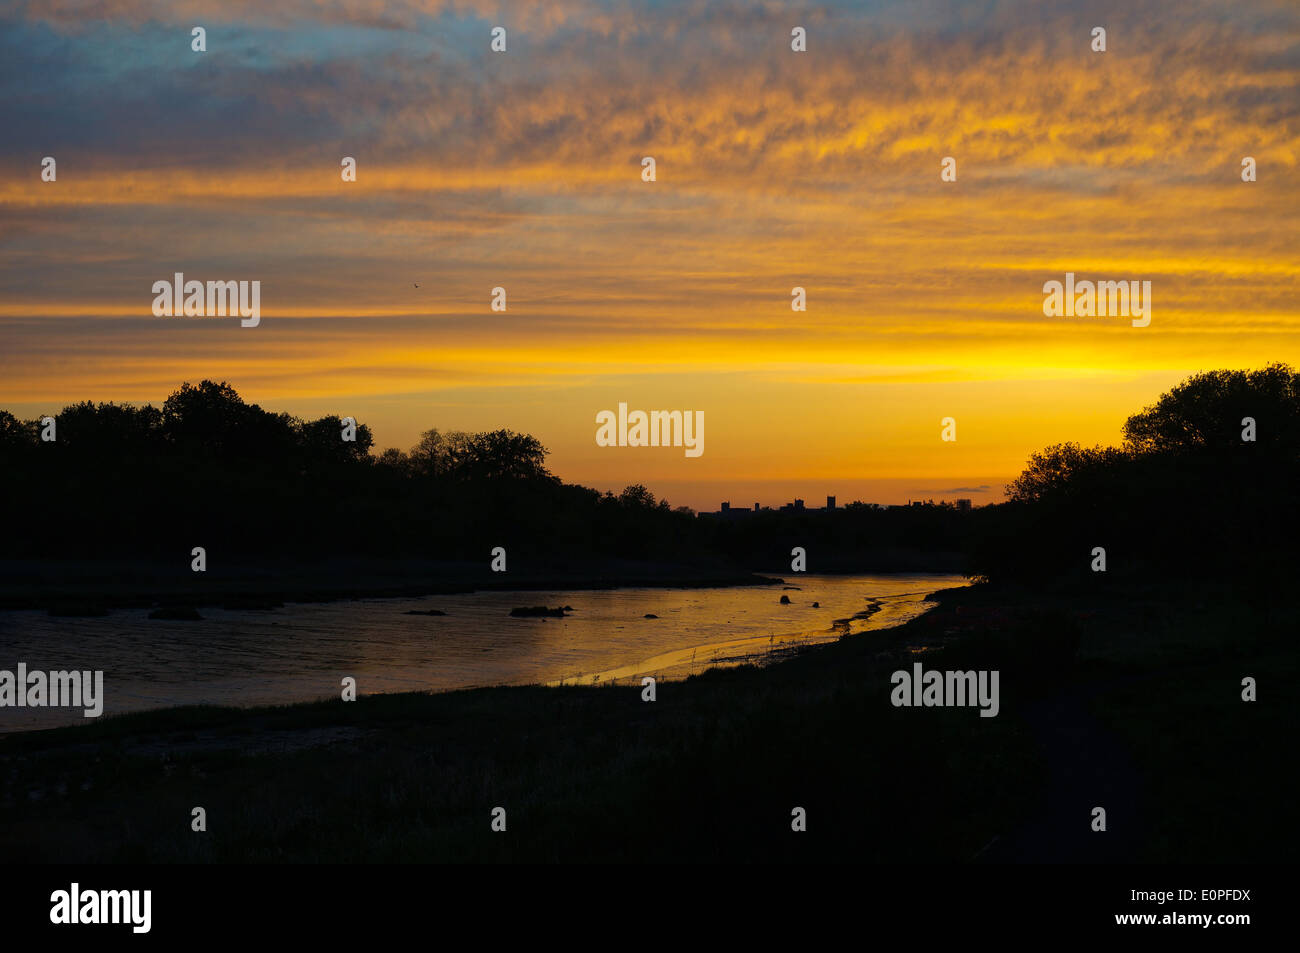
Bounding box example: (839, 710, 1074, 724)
(701, 494, 884, 518)
(708, 501, 755, 519)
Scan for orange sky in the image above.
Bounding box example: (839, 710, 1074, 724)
(1, 0, 1296, 509)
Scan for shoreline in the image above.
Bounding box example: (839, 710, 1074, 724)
(2, 579, 1291, 862)
(548, 586, 955, 687)
(1, 582, 972, 748)
(0, 577, 965, 735)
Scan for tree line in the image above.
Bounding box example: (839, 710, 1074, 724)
(2, 367, 1293, 581)
(969, 364, 1300, 585)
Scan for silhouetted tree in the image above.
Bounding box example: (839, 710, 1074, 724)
(0, 410, 31, 450)
(617, 484, 668, 510)
(53, 401, 164, 455)
(1006, 443, 1129, 505)
(1123, 364, 1300, 458)
(976, 364, 1299, 585)
(407, 428, 452, 477)
(162, 380, 296, 460)
(300, 415, 374, 464)
(454, 430, 552, 482)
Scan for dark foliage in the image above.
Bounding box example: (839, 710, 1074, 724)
(0, 380, 977, 568)
(972, 364, 1300, 584)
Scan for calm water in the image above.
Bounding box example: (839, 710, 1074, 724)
(0, 574, 966, 733)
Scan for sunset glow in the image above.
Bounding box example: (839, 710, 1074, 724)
(2, 0, 1296, 508)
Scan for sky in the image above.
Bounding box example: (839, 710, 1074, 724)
(1, 0, 1297, 510)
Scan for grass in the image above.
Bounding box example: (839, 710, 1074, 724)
(2, 580, 1293, 862)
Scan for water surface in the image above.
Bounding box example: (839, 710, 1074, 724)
(0, 574, 965, 732)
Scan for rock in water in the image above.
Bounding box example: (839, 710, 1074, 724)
(510, 606, 567, 618)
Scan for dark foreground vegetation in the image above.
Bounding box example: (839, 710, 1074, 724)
(1, 579, 1292, 863)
